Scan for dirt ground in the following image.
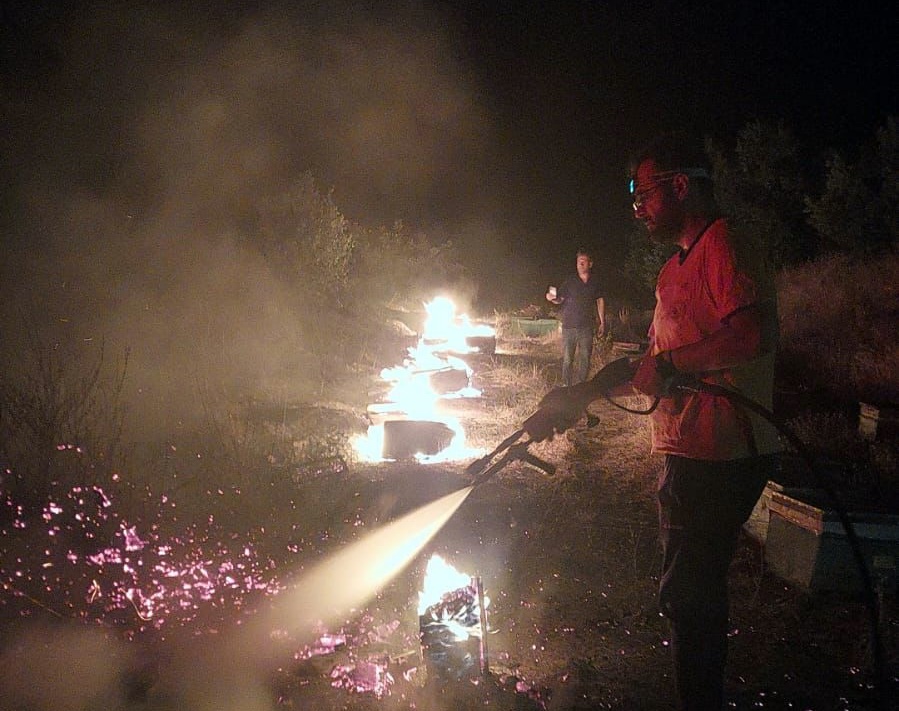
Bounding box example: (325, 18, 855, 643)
(1, 336, 897, 711)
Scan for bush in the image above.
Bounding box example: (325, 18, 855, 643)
(248, 177, 466, 393)
(622, 224, 676, 293)
(805, 116, 899, 255)
(777, 250, 899, 403)
(708, 120, 817, 267)
(0, 336, 128, 507)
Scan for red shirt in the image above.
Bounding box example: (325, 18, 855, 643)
(648, 219, 781, 460)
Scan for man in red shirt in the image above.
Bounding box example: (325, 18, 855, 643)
(527, 134, 780, 710)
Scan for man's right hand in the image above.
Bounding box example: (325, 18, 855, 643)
(523, 383, 592, 441)
(631, 351, 678, 397)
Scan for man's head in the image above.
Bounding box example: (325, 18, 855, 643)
(628, 134, 716, 242)
(575, 248, 593, 279)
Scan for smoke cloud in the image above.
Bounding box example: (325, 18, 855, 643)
(1, 1, 510, 429)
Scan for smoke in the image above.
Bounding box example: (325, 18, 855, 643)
(1, 1, 511, 431)
(0, 622, 135, 711)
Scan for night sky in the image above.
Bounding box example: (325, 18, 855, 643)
(1, 0, 896, 312)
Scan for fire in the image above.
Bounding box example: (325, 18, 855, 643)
(352, 297, 493, 462)
(418, 554, 490, 680)
(418, 554, 475, 615)
(422, 296, 495, 355)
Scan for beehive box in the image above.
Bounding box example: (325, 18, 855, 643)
(764, 488, 899, 594)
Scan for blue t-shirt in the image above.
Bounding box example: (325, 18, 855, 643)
(558, 273, 603, 329)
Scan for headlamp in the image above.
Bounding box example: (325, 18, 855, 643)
(628, 168, 710, 195)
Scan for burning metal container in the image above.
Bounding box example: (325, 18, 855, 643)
(351, 297, 488, 463)
(382, 420, 455, 460)
(418, 555, 489, 682)
(465, 334, 496, 355)
(427, 367, 471, 395)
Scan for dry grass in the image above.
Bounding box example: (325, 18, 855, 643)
(783, 407, 899, 509)
(785, 410, 868, 460)
(468, 355, 555, 448)
(465, 332, 647, 484)
(495, 328, 562, 358)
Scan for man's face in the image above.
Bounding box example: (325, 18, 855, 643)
(576, 254, 592, 277)
(631, 159, 684, 242)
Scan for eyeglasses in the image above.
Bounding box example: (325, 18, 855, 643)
(630, 175, 677, 210)
(628, 168, 711, 211)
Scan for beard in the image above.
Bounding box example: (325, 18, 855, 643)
(644, 220, 679, 245)
(640, 206, 685, 244)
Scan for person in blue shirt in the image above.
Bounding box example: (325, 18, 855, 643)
(546, 248, 606, 386)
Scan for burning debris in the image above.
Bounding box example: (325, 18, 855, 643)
(279, 553, 494, 702)
(420, 296, 496, 357)
(353, 297, 494, 462)
(418, 554, 489, 683)
(282, 614, 414, 701)
(330, 656, 395, 698)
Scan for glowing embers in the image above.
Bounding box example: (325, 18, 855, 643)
(1, 482, 283, 634)
(418, 554, 489, 682)
(352, 297, 491, 462)
(289, 622, 411, 701)
(330, 656, 394, 698)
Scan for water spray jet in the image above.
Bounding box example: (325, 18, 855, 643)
(238, 485, 474, 658)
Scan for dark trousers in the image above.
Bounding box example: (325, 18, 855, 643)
(657, 454, 774, 711)
(561, 327, 594, 386)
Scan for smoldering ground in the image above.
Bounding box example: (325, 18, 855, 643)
(0, 486, 472, 710)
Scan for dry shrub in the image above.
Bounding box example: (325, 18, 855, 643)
(0, 336, 128, 506)
(852, 347, 899, 404)
(785, 411, 868, 463)
(777, 250, 899, 402)
(869, 439, 899, 496)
